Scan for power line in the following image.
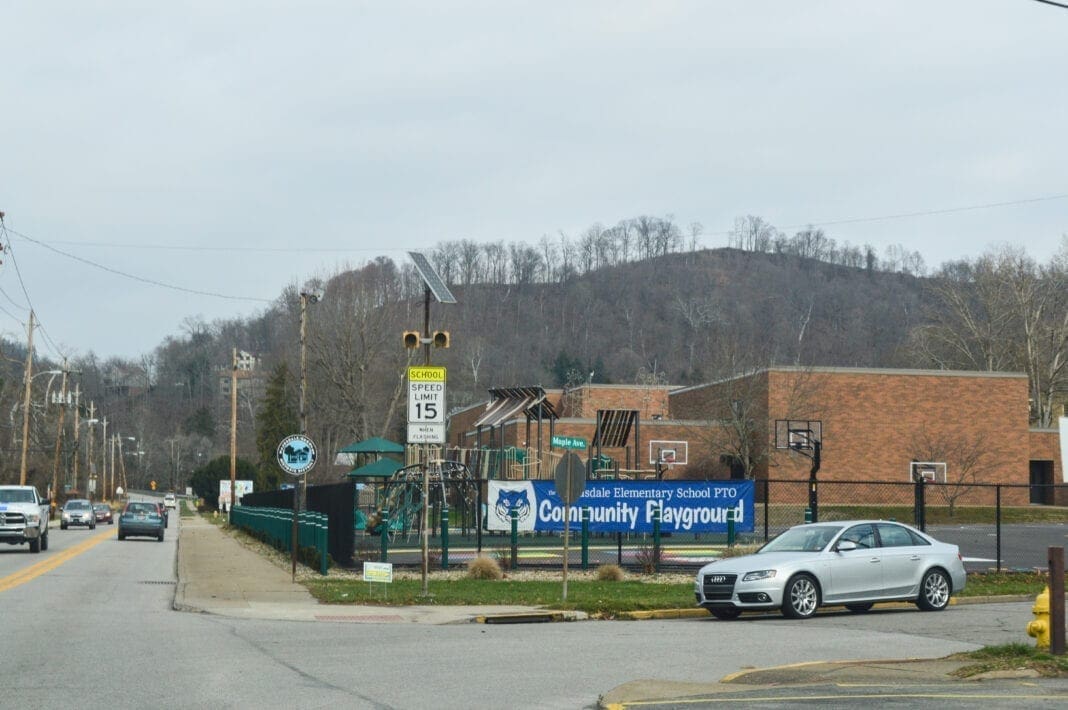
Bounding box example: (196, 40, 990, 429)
(0, 227, 68, 361)
(702, 192, 1068, 237)
(7, 227, 274, 304)
(1030, 0, 1068, 9)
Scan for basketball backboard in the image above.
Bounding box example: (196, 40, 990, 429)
(774, 420, 822, 450)
(909, 461, 947, 483)
(648, 440, 688, 465)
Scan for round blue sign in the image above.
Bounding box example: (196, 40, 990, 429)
(276, 435, 317, 476)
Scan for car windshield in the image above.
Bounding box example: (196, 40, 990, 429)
(94, 504, 108, 511)
(126, 503, 156, 514)
(66, 501, 90, 510)
(0, 489, 35, 503)
(760, 525, 843, 553)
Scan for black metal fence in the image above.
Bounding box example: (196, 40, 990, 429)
(372, 479, 1067, 574)
(242, 481, 355, 567)
(243, 478, 1065, 574)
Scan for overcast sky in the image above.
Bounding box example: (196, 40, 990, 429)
(1, 1, 1065, 361)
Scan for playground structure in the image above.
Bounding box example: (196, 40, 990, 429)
(372, 460, 480, 541)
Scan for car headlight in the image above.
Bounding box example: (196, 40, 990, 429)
(26, 514, 40, 524)
(742, 570, 777, 582)
(62, 512, 71, 520)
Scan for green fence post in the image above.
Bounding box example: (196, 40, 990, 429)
(510, 508, 518, 571)
(441, 506, 450, 571)
(319, 514, 329, 576)
(652, 505, 661, 574)
(380, 509, 390, 562)
(581, 507, 590, 571)
(727, 509, 736, 548)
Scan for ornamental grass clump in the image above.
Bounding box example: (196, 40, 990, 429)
(596, 564, 625, 582)
(467, 555, 503, 580)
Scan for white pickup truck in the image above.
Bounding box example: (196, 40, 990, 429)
(0, 485, 50, 553)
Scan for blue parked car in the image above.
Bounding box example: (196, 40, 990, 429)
(118, 501, 165, 542)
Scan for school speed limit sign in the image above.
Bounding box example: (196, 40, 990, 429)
(407, 366, 446, 444)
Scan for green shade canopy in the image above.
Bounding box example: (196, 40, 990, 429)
(338, 437, 405, 455)
(346, 457, 404, 478)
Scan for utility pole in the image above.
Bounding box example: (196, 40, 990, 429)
(86, 402, 96, 496)
(51, 360, 69, 508)
(18, 311, 35, 485)
(298, 292, 319, 510)
(230, 348, 238, 513)
(100, 417, 107, 500)
(72, 384, 81, 491)
(108, 435, 116, 502)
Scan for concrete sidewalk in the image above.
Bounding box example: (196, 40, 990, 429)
(173, 512, 560, 624)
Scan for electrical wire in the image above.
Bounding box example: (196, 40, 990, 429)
(703, 192, 1068, 237)
(1030, 0, 1068, 9)
(6, 227, 273, 304)
(1, 236, 67, 360)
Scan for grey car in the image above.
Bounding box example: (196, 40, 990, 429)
(694, 520, 967, 620)
(61, 499, 97, 530)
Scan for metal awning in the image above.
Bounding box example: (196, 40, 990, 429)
(592, 410, 637, 448)
(473, 386, 555, 428)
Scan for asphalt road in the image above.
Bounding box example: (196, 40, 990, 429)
(1, 511, 1063, 709)
(927, 523, 1068, 571)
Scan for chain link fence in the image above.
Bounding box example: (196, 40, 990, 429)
(349, 479, 1066, 574)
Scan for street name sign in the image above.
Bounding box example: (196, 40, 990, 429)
(551, 434, 587, 450)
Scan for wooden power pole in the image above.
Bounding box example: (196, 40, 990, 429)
(18, 311, 35, 485)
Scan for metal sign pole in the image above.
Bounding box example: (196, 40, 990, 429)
(562, 455, 571, 601)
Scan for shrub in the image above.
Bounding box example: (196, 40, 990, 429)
(467, 555, 503, 580)
(633, 543, 657, 574)
(596, 564, 625, 582)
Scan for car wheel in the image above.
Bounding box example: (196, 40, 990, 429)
(158, 532, 165, 542)
(61, 522, 68, 530)
(709, 608, 743, 620)
(109, 519, 114, 525)
(90, 523, 96, 530)
(916, 568, 951, 611)
(782, 573, 820, 619)
(845, 603, 874, 613)
(29, 536, 41, 553)
(118, 532, 125, 540)
(41, 530, 49, 551)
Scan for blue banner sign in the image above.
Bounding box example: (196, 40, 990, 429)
(487, 480, 754, 534)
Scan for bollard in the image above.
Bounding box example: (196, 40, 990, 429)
(380, 508, 390, 562)
(652, 506, 661, 574)
(510, 508, 518, 571)
(441, 507, 450, 571)
(581, 507, 590, 571)
(727, 509, 736, 548)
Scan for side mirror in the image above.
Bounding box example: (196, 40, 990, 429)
(836, 540, 858, 552)
(40, 498, 50, 508)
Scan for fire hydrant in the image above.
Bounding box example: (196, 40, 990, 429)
(1026, 586, 1051, 650)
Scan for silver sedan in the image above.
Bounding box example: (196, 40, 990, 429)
(694, 520, 967, 620)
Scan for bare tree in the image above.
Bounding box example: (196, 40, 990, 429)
(909, 427, 1001, 516)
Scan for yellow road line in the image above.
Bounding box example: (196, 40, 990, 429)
(0, 527, 116, 593)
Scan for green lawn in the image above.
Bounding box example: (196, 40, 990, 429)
(303, 569, 1060, 615)
(951, 643, 1068, 678)
(305, 577, 692, 616)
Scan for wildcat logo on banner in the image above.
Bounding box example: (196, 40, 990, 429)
(487, 480, 754, 534)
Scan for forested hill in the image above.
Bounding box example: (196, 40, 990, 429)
(433, 247, 930, 404)
(4, 240, 1032, 491)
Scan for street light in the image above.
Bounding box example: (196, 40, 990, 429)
(17, 369, 63, 486)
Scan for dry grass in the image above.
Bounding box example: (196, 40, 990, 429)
(467, 555, 504, 580)
(596, 564, 625, 582)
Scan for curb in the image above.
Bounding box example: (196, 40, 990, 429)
(476, 610, 588, 624)
(618, 608, 709, 620)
